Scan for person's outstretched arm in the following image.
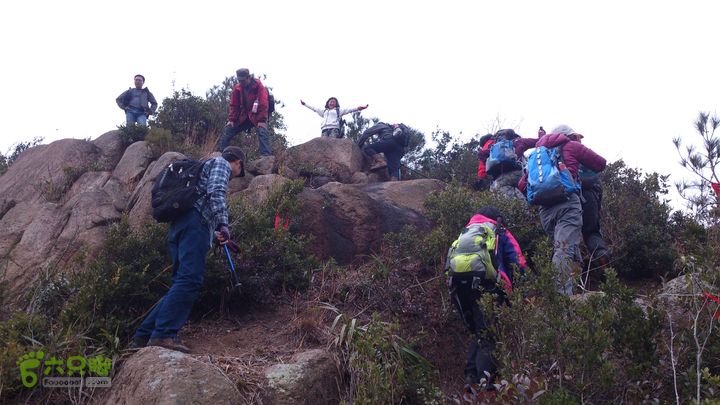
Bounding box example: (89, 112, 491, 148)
(300, 100, 324, 117)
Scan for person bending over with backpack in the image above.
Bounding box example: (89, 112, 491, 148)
(520, 125, 606, 295)
(482, 129, 537, 200)
(216, 68, 273, 156)
(301, 97, 368, 138)
(567, 132, 612, 270)
(357, 122, 410, 181)
(130, 146, 246, 353)
(446, 205, 526, 392)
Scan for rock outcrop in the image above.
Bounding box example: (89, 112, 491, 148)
(0, 134, 444, 306)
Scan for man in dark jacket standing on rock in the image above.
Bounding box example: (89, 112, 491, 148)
(521, 125, 606, 295)
(116, 74, 158, 127)
(130, 146, 245, 353)
(216, 68, 273, 156)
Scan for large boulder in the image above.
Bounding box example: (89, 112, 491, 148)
(0, 139, 130, 308)
(0, 139, 101, 203)
(262, 349, 340, 405)
(364, 179, 446, 214)
(104, 347, 242, 405)
(241, 174, 290, 206)
(92, 130, 127, 170)
(297, 181, 438, 264)
(275, 137, 364, 184)
(299, 183, 382, 264)
(246, 155, 276, 176)
(112, 141, 154, 187)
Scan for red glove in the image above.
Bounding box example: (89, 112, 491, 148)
(712, 182, 720, 196)
(498, 271, 513, 294)
(226, 240, 240, 254)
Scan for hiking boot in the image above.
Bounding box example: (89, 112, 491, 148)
(370, 154, 387, 170)
(592, 252, 612, 269)
(147, 337, 191, 353)
(125, 336, 149, 351)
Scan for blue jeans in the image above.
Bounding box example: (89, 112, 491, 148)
(364, 138, 404, 178)
(125, 108, 148, 127)
(216, 121, 272, 156)
(134, 209, 210, 339)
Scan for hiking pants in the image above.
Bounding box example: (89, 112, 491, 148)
(363, 139, 403, 178)
(134, 209, 211, 339)
(449, 276, 498, 383)
(581, 182, 609, 260)
(321, 127, 342, 138)
(539, 193, 583, 295)
(216, 121, 273, 156)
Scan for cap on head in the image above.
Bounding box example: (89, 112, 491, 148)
(496, 129, 519, 140)
(134, 74, 145, 83)
(236, 68, 250, 80)
(551, 125, 575, 136)
(477, 205, 502, 221)
(222, 146, 246, 177)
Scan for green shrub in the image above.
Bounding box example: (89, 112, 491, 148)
(118, 123, 148, 144)
(222, 180, 318, 305)
(602, 160, 677, 278)
(492, 259, 664, 403)
(0, 313, 48, 397)
(58, 217, 171, 348)
(347, 314, 443, 405)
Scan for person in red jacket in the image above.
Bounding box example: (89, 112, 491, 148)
(478, 129, 537, 199)
(216, 68, 273, 156)
(521, 125, 607, 295)
(475, 134, 495, 190)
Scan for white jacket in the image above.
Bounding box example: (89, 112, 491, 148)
(303, 103, 359, 130)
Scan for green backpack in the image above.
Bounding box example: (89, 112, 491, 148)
(445, 222, 498, 281)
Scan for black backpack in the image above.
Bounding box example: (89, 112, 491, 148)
(151, 159, 207, 223)
(268, 91, 275, 116)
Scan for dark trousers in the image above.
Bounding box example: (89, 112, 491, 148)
(134, 209, 210, 339)
(581, 182, 609, 259)
(450, 276, 498, 383)
(363, 139, 403, 178)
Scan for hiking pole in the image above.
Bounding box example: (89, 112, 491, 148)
(223, 244, 242, 291)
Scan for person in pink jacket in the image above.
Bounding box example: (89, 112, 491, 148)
(522, 125, 606, 295)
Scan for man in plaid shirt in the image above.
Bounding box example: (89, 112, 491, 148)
(131, 146, 245, 353)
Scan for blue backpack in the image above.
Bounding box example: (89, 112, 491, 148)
(526, 145, 580, 206)
(486, 139, 521, 176)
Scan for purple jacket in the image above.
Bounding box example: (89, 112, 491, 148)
(536, 134, 606, 178)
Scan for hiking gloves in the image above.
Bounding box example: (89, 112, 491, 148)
(215, 224, 231, 244)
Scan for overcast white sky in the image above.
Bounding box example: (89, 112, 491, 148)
(1, 1, 718, 209)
